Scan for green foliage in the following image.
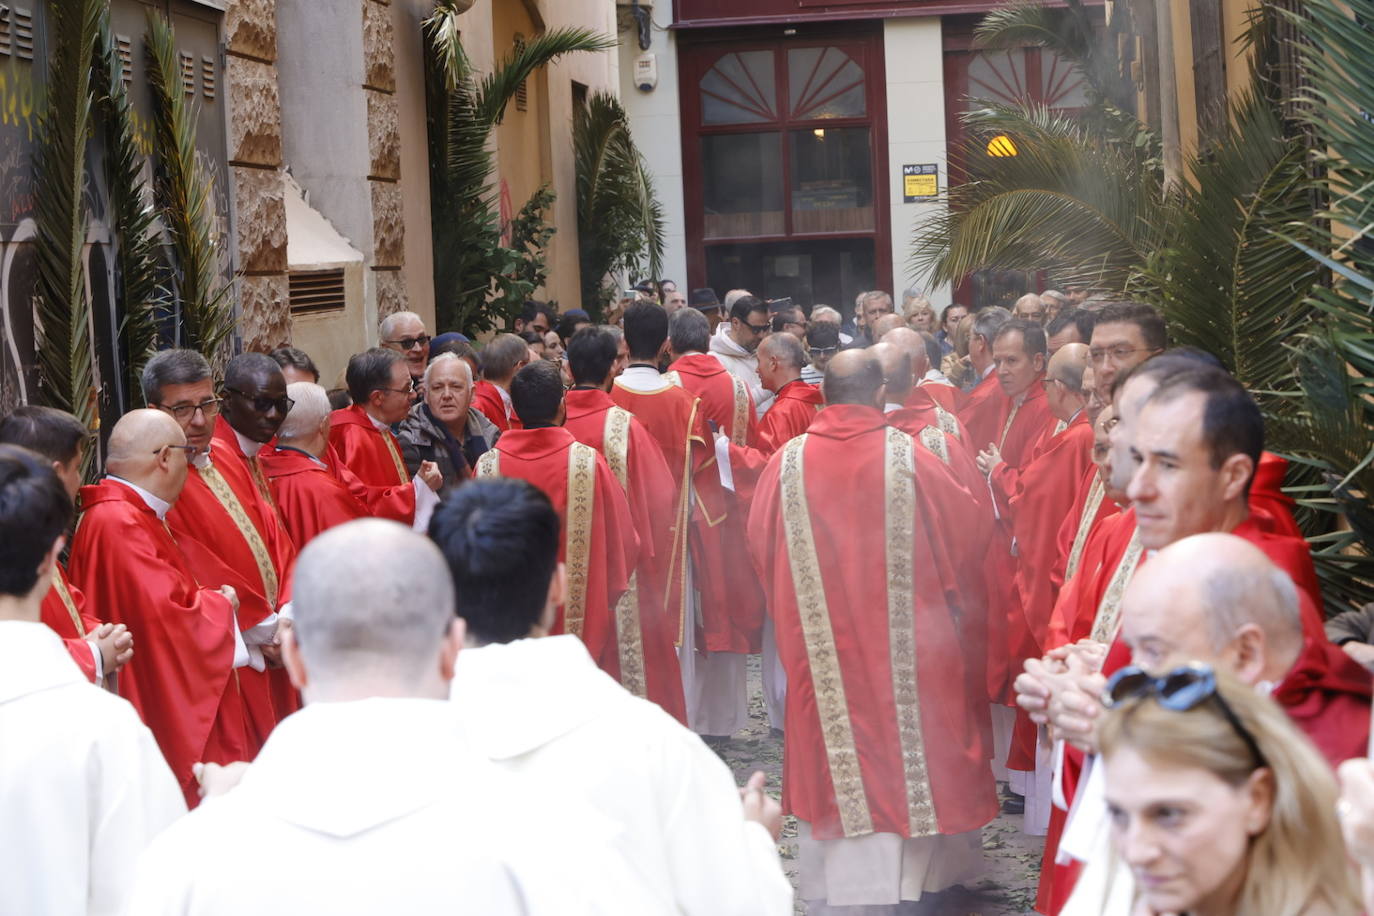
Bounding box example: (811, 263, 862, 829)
(574, 91, 665, 319)
(423, 8, 612, 333)
(144, 9, 234, 361)
(31, 0, 101, 456)
(94, 16, 164, 410)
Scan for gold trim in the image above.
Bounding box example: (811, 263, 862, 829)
(780, 435, 873, 837)
(601, 407, 647, 695)
(52, 569, 85, 636)
(562, 443, 597, 639)
(380, 427, 408, 485)
(917, 426, 949, 464)
(663, 370, 682, 388)
(602, 407, 633, 488)
(884, 427, 937, 836)
(198, 462, 279, 607)
(475, 450, 501, 479)
(998, 402, 1020, 450)
(1089, 530, 1144, 643)
(1052, 418, 1068, 436)
(1064, 477, 1106, 582)
(666, 400, 698, 646)
(935, 406, 960, 440)
(730, 375, 749, 446)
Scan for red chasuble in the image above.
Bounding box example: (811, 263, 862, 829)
(611, 377, 763, 654)
(167, 437, 298, 750)
(41, 565, 101, 682)
(747, 405, 998, 840)
(667, 352, 758, 446)
(919, 378, 965, 414)
(1251, 451, 1303, 539)
(327, 404, 417, 523)
(472, 380, 517, 431)
(958, 371, 1004, 451)
(563, 388, 687, 724)
(1050, 463, 1118, 600)
(69, 480, 246, 806)
(1274, 636, 1373, 767)
(756, 379, 823, 454)
(260, 448, 369, 549)
(475, 426, 638, 669)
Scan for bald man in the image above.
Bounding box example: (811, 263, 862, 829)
(754, 332, 822, 454)
(881, 328, 966, 437)
(868, 312, 905, 342)
(128, 519, 667, 915)
(68, 410, 248, 806)
(748, 350, 997, 910)
(1013, 292, 1046, 324)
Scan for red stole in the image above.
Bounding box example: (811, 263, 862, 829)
(747, 405, 997, 839)
(1251, 451, 1303, 538)
(1273, 636, 1373, 767)
(40, 565, 102, 683)
(475, 426, 638, 670)
(260, 448, 369, 550)
(667, 352, 757, 446)
(756, 379, 823, 455)
(327, 404, 417, 522)
(1051, 464, 1118, 599)
(472, 380, 516, 431)
(69, 480, 245, 807)
(563, 388, 687, 724)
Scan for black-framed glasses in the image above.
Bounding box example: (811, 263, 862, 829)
(742, 320, 771, 335)
(1089, 345, 1160, 365)
(377, 380, 416, 396)
(810, 346, 839, 357)
(1105, 663, 1268, 769)
(224, 387, 294, 415)
(155, 398, 222, 421)
(385, 335, 431, 351)
(152, 444, 199, 457)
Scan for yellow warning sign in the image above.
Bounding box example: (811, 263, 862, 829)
(902, 164, 938, 202)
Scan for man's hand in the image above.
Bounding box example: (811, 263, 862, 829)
(976, 444, 1003, 476)
(218, 585, 239, 612)
(1345, 642, 1374, 671)
(193, 761, 251, 799)
(419, 460, 443, 492)
(1046, 656, 1108, 754)
(1015, 656, 1065, 727)
(739, 770, 783, 842)
(88, 622, 134, 674)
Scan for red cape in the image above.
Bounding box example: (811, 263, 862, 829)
(563, 389, 688, 724)
(958, 371, 1003, 451)
(668, 353, 758, 446)
(260, 448, 369, 549)
(919, 379, 965, 414)
(472, 380, 517, 431)
(70, 480, 245, 806)
(748, 405, 997, 839)
(1251, 451, 1303, 538)
(327, 404, 416, 523)
(757, 379, 823, 455)
(41, 565, 101, 682)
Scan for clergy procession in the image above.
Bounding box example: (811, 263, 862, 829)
(9, 287, 1374, 916)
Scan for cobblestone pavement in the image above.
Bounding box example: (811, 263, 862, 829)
(713, 658, 1044, 915)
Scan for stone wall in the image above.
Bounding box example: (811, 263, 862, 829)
(363, 0, 407, 319)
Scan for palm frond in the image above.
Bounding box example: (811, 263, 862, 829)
(474, 29, 617, 127)
(31, 0, 101, 444)
(145, 8, 234, 360)
(94, 16, 164, 409)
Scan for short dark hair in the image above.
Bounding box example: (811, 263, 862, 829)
(623, 300, 669, 361)
(224, 351, 284, 390)
(1095, 301, 1168, 352)
(0, 444, 73, 597)
(141, 349, 212, 405)
(270, 347, 320, 383)
(669, 307, 710, 355)
(567, 326, 618, 386)
(823, 354, 885, 405)
(510, 360, 564, 426)
(994, 319, 1048, 358)
(432, 337, 477, 362)
(1046, 308, 1095, 344)
(519, 300, 557, 327)
(519, 330, 544, 347)
(1147, 368, 1263, 483)
(556, 312, 589, 344)
(771, 307, 804, 333)
(1110, 347, 1224, 402)
(480, 334, 530, 381)
(428, 478, 561, 645)
(0, 406, 88, 464)
(729, 294, 768, 324)
(345, 347, 405, 404)
(807, 321, 840, 352)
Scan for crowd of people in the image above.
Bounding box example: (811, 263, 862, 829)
(5, 283, 1374, 915)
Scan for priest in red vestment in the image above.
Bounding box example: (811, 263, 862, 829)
(747, 351, 997, 909)
(475, 360, 638, 676)
(561, 327, 686, 723)
(611, 301, 756, 737)
(261, 382, 369, 550)
(667, 308, 758, 447)
(754, 332, 823, 454)
(956, 306, 1013, 450)
(471, 333, 528, 431)
(68, 410, 247, 807)
(328, 348, 442, 526)
(0, 405, 133, 684)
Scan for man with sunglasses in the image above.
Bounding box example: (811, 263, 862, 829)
(379, 310, 431, 385)
(70, 410, 249, 807)
(146, 350, 296, 756)
(708, 294, 772, 419)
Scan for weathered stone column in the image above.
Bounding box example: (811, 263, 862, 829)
(225, 0, 291, 351)
(363, 0, 407, 318)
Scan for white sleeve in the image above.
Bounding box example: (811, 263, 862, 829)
(411, 476, 441, 532)
(87, 640, 104, 681)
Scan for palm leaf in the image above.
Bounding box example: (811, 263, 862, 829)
(31, 0, 101, 446)
(145, 8, 234, 360)
(94, 15, 164, 409)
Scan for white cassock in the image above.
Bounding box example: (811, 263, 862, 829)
(126, 696, 671, 916)
(0, 620, 184, 916)
(450, 634, 794, 916)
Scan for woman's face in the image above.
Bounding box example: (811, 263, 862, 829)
(1104, 747, 1271, 916)
(909, 308, 935, 332)
(943, 306, 968, 334)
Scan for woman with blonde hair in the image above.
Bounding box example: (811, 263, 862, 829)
(1098, 664, 1358, 915)
(902, 293, 937, 333)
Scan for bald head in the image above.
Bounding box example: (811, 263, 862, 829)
(881, 327, 929, 378)
(758, 330, 805, 370)
(1013, 292, 1046, 323)
(105, 409, 190, 503)
(871, 342, 912, 402)
(870, 313, 904, 341)
(1120, 533, 1303, 685)
(823, 350, 885, 407)
(289, 519, 459, 699)
(1048, 342, 1090, 392)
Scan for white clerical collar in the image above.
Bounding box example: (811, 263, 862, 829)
(617, 365, 667, 392)
(1012, 391, 1028, 407)
(496, 386, 513, 411)
(366, 411, 392, 434)
(107, 476, 172, 520)
(883, 402, 902, 414)
(980, 363, 996, 381)
(233, 428, 263, 460)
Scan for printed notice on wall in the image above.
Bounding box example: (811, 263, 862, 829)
(902, 164, 938, 202)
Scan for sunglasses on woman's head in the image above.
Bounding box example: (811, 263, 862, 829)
(1104, 663, 1268, 769)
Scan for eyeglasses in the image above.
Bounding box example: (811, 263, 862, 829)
(152, 444, 199, 457)
(156, 398, 222, 421)
(1104, 663, 1268, 769)
(384, 335, 431, 352)
(225, 387, 294, 415)
(810, 346, 839, 356)
(1090, 345, 1158, 365)
(377, 380, 416, 396)
(1041, 378, 1064, 391)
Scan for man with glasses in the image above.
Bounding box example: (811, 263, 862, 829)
(145, 350, 296, 755)
(1086, 301, 1166, 401)
(69, 409, 249, 806)
(379, 311, 431, 386)
(328, 347, 442, 529)
(708, 294, 772, 418)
